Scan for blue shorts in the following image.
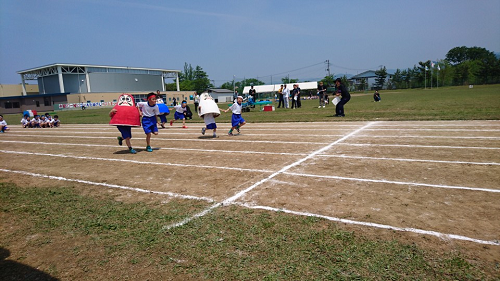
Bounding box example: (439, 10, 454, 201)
(117, 126, 132, 139)
(159, 114, 167, 123)
(206, 123, 217, 130)
(231, 114, 245, 127)
(174, 111, 185, 120)
(142, 116, 158, 134)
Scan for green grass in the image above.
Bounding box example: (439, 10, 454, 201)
(3, 85, 500, 125)
(1, 182, 494, 280)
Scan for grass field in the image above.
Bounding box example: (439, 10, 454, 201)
(1, 85, 499, 280)
(3, 84, 500, 125)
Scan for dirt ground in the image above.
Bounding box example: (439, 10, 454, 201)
(1, 120, 499, 278)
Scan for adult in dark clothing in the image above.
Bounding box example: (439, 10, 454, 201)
(277, 85, 284, 108)
(317, 81, 327, 108)
(373, 90, 381, 102)
(291, 84, 300, 109)
(249, 86, 257, 102)
(334, 78, 350, 117)
(184, 105, 193, 120)
(296, 85, 301, 108)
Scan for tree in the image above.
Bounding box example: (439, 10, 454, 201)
(170, 62, 212, 93)
(445, 46, 500, 85)
(192, 65, 211, 94)
(374, 66, 387, 89)
(320, 75, 335, 87)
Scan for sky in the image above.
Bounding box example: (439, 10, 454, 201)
(0, 0, 499, 86)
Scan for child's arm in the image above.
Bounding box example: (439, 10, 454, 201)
(109, 108, 117, 117)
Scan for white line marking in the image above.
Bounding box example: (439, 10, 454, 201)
(0, 137, 329, 145)
(3, 149, 497, 193)
(355, 135, 500, 140)
(236, 203, 500, 246)
(164, 122, 377, 229)
(282, 172, 500, 193)
(0, 150, 272, 173)
(0, 168, 214, 202)
(321, 154, 500, 166)
(342, 143, 500, 150)
(2, 140, 498, 166)
(2, 168, 496, 246)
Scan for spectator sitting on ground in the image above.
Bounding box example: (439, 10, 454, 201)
(373, 90, 381, 102)
(0, 115, 10, 132)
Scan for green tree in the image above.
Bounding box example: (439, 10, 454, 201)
(320, 75, 335, 87)
(192, 66, 211, 94)
(445, 46, 500, 85)
(281, 77, 298, 84)
(374, 66, 387, 89)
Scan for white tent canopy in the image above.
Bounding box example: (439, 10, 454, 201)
(243, 81, 318, 94)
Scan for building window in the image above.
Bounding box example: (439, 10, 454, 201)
(13, 102, 20, 108)
(44, 98, 50, 106)
(131, 94, 147, 104)
(5, 102, 12, 109)
(36, 101, 40, 107)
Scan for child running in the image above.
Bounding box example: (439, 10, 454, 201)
(170, 100, 188, 128)
(224, 96, 246, 136)
(200, 110, 218, 138)
(137, 92, 160, 152)
(109, 108, 137, 154)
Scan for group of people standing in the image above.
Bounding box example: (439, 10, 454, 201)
(275, 78, 351, 117)
(276, 84, 302, 109)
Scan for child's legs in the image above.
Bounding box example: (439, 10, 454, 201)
(118, 126, 133, 147)
(125, 138, 132, 147)
(146, 133, 151, 146)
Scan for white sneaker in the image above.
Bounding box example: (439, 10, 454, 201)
(318, 106, 321, 108)
(322, 106, 325, 108)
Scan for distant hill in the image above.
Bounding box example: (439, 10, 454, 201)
(495, 52, 500, 59)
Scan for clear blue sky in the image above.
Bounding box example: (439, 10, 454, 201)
(1, 0, 499, 86)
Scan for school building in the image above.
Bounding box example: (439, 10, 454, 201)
(0, 63, 195, 115)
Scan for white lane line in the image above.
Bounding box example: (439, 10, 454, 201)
(342, 143, 500, 150)
(236, 203, 500, 246)
(3, 149, 497, 192)
(364, 128, 500, 132)
(2, 140, 499, 166)
(162, 122, 377, 230)
(2, 167, 498, 246)
(282, 172, 500, 193)
(0, 150, 272, 173)
(0, 138, 329, 146)
(355, 135, 500, 140)
(6, 131, 500, 139)
(321, 154, 500, 166)
(0, 168, 214, 202)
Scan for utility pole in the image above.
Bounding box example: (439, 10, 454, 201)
(326, 60, 331, 77)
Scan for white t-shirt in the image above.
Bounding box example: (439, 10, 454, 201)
(174, 104, 187, 114)
(283, 88, 290, 98)
(0, 120, 7, 126)
(203, 113, 216, 125)
(137, 102, 160, 117)
(228, 102, 242, 114)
